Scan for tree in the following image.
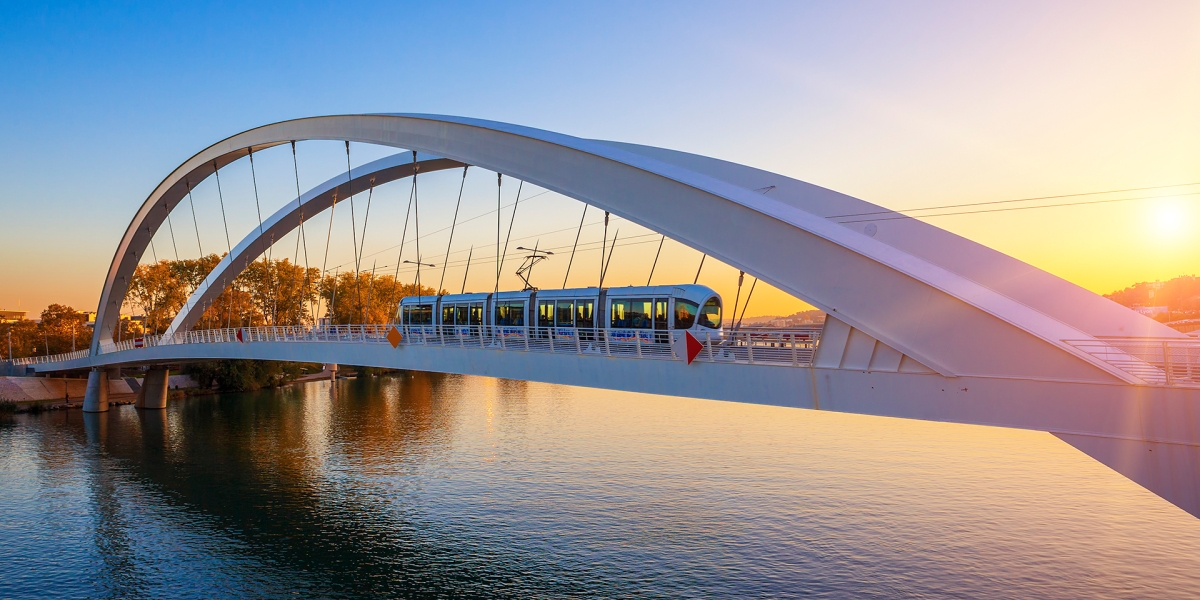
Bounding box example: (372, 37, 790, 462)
(319, 271, 438, 325)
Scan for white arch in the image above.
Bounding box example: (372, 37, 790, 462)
(96, 114, 1182, 382)
(161, 152, 463, 337)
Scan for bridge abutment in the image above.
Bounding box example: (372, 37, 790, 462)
(82, 368, 108, 413)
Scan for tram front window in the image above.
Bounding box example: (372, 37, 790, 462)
(410, 304, 434, 326)
(699, 297, 721, 329)
(674, 299, 698, 329)
(556, 301, 574, 327)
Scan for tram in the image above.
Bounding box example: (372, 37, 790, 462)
(397, 284, 723, 343)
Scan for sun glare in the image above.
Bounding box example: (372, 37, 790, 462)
(1148, 199, 1190, 240)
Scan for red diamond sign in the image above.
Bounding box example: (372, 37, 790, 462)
(387, 326, 403, 348)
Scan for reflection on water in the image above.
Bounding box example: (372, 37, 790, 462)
(2, 372, 1200, 598)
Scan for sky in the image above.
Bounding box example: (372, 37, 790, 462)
(0, 1, 1197, 319)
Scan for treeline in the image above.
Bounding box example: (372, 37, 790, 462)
(0, 304, 103, 359)
(1105, 275, 1200, 319)
(127, 255, 439, 333)
(1, 255, 439, 360)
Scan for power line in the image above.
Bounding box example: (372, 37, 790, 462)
(836, 190, 1200, 224)
(828, 182, 1200, 221)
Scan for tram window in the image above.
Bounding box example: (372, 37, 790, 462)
(699, 297, 722, 329)
(538, 301, 555, 327)
(469, 303, 483, 326)
(455, 304, 469, 326)
(674, 300, 698, 329)
(443, 305, 456, 325)
(495, 302, 526, 326)
(576, 300, 594, 328)
(611, 299, 653, 329)
(556, 301, 574, 327)
(411, 304, 434, 325)
(654, 299, 668, 330)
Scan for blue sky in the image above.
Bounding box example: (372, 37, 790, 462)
(1, 1, 1197, 316)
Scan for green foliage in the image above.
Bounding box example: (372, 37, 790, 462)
(0, 399, 16, 414)
(182, 359, 304, 392)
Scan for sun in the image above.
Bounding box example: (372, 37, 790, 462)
(1149, 199, 1189, 240)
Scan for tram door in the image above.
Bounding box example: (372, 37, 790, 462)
(654, 299, 669, 343)
(537, 301, 554, 339)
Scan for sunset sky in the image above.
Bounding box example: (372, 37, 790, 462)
(0, 1, 1197, 318)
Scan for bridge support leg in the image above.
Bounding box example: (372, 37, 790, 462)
(139, 368, 169, 410)
(325, 363, 338, 382)
(82, 368, 109, 413)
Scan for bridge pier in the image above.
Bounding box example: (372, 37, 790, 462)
(136, 368, 169, 409)
(82, 368, 108, 413)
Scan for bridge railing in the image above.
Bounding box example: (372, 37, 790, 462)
(1066, 337, 1200, 388)
(11, 349, 91, 366)
(89, 324, 821, 369)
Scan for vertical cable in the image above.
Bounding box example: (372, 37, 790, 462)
(165, 212, 180, 261)
(693, 254, 706, 285)
(736, 277, 758, 331)
(461, 246, 473, 294)
(495, 180, 522, 293)
(562, 204, 587, 289)
(600, 229, 619, 288)
(248, 148, 274, 324)
(495, 173, 502, 294)
(413, 155, 423, 293)
(318, 191, 338, 322)
(646, 235, 665, 286)
(387, 160, 417, 322)
(599, 211, 609, 288)
(438, 166, 469, 295)
(186, 178, 203, 256)
(291, 141, 314, 324)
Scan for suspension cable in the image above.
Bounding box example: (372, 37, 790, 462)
(495, 173, 502, 294)
(387, 160, 417, 322)
(694, 254, 706, 285)
(165, 212, 180, 261)
(357, 179, 375, 275)
(730, 270, 744, 332)
(248, 148, 275, 325)
(438, 166, 469, 295)
(495, 180, 522, 293)
(364, 260, 377, 323)
(562, 204, 587, 289)
(185, 178, 203, 257)
(212, 160, 232, 256)
(646, 235, 665, 286)
(600, 229, 619, 288)
(291, 141, 315, 324)
(736, 277, 758, 331)
(599, 211, 609, 288)
(345, 141, 360, 274)
(461, 246, 473, 294)
(413, 153, 423, 293)
(318, 190, 338, 322)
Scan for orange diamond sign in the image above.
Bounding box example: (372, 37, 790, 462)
(387, 326, 403, 348)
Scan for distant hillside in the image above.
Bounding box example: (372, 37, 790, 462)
(739, 310, 825, 328)
(1104, 274, 1200, 322)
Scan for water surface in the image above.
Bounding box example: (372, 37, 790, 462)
(2, 373, 1199, 598)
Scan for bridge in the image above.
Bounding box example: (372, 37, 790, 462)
(8, 114, 1200, 518)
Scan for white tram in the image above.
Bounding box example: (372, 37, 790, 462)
(397, 284, 723, 343)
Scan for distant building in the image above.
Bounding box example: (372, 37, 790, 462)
(0, 309, 28, 323)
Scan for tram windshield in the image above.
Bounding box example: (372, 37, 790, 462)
(674, 299, 697, 329)
(699, 297, 721, 329)
(406, 304, 434, 326)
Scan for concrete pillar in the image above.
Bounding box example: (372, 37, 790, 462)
(325, 363, 338, 382)
(82, 368, 109, 413)
(140, 368, 169, 410)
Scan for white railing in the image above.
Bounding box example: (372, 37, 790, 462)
(1066, 337, 1200, 388)
(11, 349, 91, 366)
(86, 324, 822, 369)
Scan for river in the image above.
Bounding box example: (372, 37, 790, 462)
(2, 372, 1199, 598)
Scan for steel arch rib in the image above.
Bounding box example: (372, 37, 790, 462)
(161, 152, 464, 338)
(95, 113, 1177, 383)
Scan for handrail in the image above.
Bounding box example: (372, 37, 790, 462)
(1065, 337, 1200, 388)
